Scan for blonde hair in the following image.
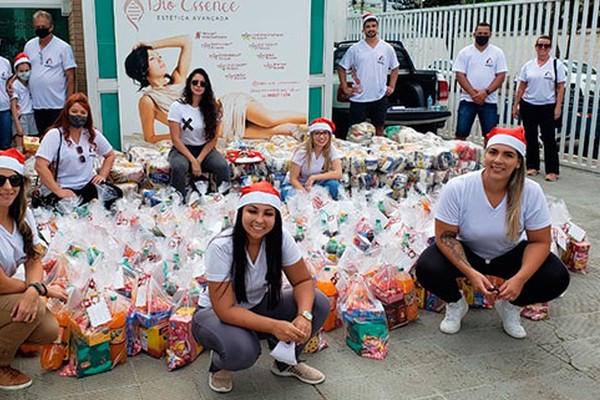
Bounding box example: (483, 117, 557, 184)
(33, 10, 53, 25)
(296, 133, 333, 174)
(505, 156, 525, 242)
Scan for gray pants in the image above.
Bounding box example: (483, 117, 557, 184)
(192, 289, 329, 372)
(168, 144, 231, 195)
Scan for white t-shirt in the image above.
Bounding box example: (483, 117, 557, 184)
(24, 36, 77, 109)
(198, 227, 302, 309)
(0, 208, 42, 278)
(12, 79, 34, 115)
(291, 144, 340, 185)
(35, 127, 113, 191)
(435, 170, 551, 261)
(167, 101, 208, 146)
(0, 56, 13, 111)
(339, 39, 399, 103)
(453, 44, 508, 104)
(519, 57, 567, 105)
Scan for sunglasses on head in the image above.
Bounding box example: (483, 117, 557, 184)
(76, 146, 86, 163)
(191, 80, 207, 88)
(0, 174, 24, 187)
(535, 43, 551, 49)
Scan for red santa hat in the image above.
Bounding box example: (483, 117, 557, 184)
(13, 53, 31, 69)
(308, 117, 336, 135)
(0, 149, 25, 175)
(362, 13, 379, 26)
(237, 181, 281, 211)
(486, 126, 527, 157)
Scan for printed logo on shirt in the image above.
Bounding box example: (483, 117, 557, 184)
(484, 57, 494, 67)
(44, 57, 55, 67)
(544, 71, 554, 80)
(377, 55, 385, 65)
(182, 117, 194, 131)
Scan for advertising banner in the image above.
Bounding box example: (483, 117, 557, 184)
(114, 0, 310, 146)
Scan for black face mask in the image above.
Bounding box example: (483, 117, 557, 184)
(68, 114, 88, 128)
(475, 35, 489, 46)
(35, 28, 51, 39)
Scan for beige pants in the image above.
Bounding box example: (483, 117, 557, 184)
(0, 294, 59, 366)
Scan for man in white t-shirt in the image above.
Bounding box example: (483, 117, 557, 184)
(23, 10, 77, 136)
(338, 13, 399, 137)
(452, 22, 507, 139)
(0, 53, 13, 150)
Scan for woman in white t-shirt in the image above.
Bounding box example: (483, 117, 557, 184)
(282, 118, 343, 201)
(0, 149, 67, 390)
(415, 127, 569, 339)
(512, 35, 566, 182)
(191, 182, 329, 393)
(34, 93, 119, 207)
(167, 68, 231, 196)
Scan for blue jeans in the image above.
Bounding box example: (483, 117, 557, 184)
(0, 110, 12, 150)
(280, 179, 340, 201)
(455, 101, 498, 139)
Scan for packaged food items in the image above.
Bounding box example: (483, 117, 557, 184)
(317, 266, 339, 332)
(166, 306, 204, 370)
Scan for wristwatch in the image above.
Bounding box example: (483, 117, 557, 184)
(485, 88, 491, 95)
(27, 282, 44, 296)
(299, 310, 313, 322)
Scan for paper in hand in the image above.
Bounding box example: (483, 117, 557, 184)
(270, 341, 297, 365)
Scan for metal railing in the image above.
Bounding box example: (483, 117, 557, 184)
(346, 0, 600, 171)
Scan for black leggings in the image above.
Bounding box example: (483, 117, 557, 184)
(415, 241, 570, 307)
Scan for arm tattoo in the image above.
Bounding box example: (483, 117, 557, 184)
(440, 230, 470, 267)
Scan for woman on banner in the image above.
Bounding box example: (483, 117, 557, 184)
(281, 117, 343, 201)
(512, 35, 566, 182)
(167, 68, 231, 196)
(34, 93, 120, 208)
(192, 181, 329, 393)
(415, 127, 569, 339)
(0, 149, 68, 391)
(125, 35, 306, 144)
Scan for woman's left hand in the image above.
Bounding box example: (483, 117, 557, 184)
(304, 176, 315, 191)
(498, 276, 525, 302)
(91, 174, 106, 185)
(291, 316, 312, 345)
(554, 107, 561, 121)
(11, 289, 40, 323)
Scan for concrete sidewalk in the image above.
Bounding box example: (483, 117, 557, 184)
(4, 166, 600, 400)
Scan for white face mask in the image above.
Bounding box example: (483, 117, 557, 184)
(17, 71, 31, 81)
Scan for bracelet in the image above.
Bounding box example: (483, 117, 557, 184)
(41, 283, 48, 296)
(27, 282, 44, 296)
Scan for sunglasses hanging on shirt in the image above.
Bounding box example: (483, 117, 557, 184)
(76, 146, 86, 163)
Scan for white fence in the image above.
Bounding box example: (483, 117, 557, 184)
(345, 0, 600, 171)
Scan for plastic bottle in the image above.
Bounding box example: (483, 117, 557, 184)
(317, 267, 338, 332)
(40, 311, 70, 370)
(222, 215, 231, 230)
(325, 238, 338, 255)
(108, 294, 128, 366)
(294, 224, 305, 242)
(426, 95, 433, 109)
(396, 267, 418, 322)
(374, 219, 383, 234)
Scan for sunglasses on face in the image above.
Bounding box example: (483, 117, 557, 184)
(0, 174, 24, 187)
(312, 130, 331, 137)
(76, 146, 86, 163)
(191, 80, 207, 88)
(535, 43, 551, 49)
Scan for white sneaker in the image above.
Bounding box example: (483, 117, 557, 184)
(495, 300, 527, 339)
(439, 296, 468, 334)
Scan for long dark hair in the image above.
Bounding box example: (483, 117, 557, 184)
(10, 176, 41, 260)
(231, 206, 283, 309)
(180, 68, 221, 142)
(124, 46, 173, 90)
(49, 93, 97, 149)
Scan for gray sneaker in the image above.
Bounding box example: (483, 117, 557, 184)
(271, 362, 325, 385)
(440, 296, 468, 334)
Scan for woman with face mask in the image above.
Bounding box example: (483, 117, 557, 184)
(34, 93, 120, 207)
(10, 53, 38, 152)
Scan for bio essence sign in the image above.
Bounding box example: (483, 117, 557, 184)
(114, 0, 310, 145)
